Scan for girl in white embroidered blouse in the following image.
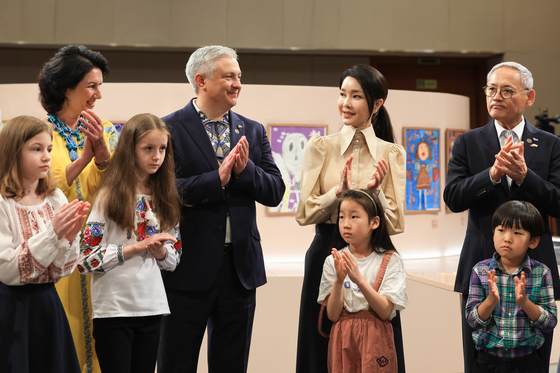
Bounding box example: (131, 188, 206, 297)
(78, 113, 182, 373)
(0, 116, 90, 373)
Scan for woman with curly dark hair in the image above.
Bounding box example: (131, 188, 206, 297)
(38, 45, 118, 373)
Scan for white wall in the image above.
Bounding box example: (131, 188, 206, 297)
(0, 82, 469, 262)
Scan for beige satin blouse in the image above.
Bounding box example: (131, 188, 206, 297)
(295, 124, 405, 235)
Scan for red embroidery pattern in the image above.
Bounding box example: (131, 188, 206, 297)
(15, 203, 69, 284)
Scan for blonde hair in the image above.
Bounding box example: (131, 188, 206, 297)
(0, 116, 57, 199)
(95, 113, 181, 231)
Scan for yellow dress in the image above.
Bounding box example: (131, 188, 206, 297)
(50, 119, 118, 373)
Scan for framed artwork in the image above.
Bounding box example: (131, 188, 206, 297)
(445, 128, 466, 176)
(266, 124, 328, 216)
(444, 128, 466, 213)
(403, 127, 441, 213)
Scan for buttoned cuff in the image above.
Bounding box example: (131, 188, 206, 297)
(473, 305, 491, 327)
(532, 305, 548, 328)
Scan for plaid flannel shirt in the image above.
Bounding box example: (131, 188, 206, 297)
(466, 253, 557, 358)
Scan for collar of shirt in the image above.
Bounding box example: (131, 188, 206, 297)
(492, 251, 533, 275)
(494, 117, 525, 141)
(339, 124, 378, 158)
(192, 100, 230, 125)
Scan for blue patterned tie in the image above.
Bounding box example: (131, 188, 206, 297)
(199, 112, 230, 165)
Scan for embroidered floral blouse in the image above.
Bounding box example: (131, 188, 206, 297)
(78, 194, 182, 318)
(0, 189, 79, 286)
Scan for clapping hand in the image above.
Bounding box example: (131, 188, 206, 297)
(486, 269, 500, 305)
(332, 248, 347, 283)
(233, 136, 249, 177)
(52, 200, 91, 242)
(142, 233, 176, 261)
(367, 158, 388, 195)
(342, 250, 365, 285)
(80, 110, 110, 163)
(335, 155, 353, 198)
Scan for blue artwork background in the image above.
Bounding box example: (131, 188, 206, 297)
(404, 128, 440, 212)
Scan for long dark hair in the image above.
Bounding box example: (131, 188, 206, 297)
(331, 189, 397, 254)
(38, 45, 109, 114)
(95, 113, 181, 231)
(339, 65, 395, 143)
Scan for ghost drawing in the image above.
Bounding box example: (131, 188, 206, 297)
(271, 132, 308, 213)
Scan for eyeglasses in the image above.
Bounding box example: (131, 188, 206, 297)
(483, 86, 528, 99)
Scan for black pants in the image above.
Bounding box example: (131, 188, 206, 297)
(473, 350, 544, 373)
(157, 252, 256, 373)
(93, 315, 162, 373)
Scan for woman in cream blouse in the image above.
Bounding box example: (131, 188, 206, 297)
(295, 65, 406, 373)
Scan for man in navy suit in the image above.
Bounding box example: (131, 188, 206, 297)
(444, 61, 560, 373)
(157, 45, 285, 373)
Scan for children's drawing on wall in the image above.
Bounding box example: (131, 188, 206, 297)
(444, 129, 466, 213)
(267, 124, 328, 215)
(403, 128, 440, 213)
(445, 129, 466, 178)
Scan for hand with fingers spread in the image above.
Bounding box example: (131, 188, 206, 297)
(367, 158, 388, 195)
(52, 200, 91, 241)
(233, 136, 249, 177)
(335, 155, 354, 198)
(80, 110, 110, 164)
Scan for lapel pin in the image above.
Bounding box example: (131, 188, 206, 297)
(527, 139, 532, 143)
(530, 144, 539, 148)
(235, 129, 240, 134)
(533, 138, 539, 141)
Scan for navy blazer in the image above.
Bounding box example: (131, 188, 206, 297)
(444, 120, 560, 297)
(162, 100, 285, 291)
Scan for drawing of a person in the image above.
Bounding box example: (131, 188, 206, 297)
(414, 138, 437, 210)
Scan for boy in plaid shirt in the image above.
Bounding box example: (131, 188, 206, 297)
(466, 200, 557, 372)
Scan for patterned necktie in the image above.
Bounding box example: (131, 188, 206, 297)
(500, 130, 520, 187)
(500, 130, 519, 147)
(199, 112, 230, 165)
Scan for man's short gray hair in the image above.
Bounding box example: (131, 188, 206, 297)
(185, 45, 238, 94)
(487, 61, 533, 90)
